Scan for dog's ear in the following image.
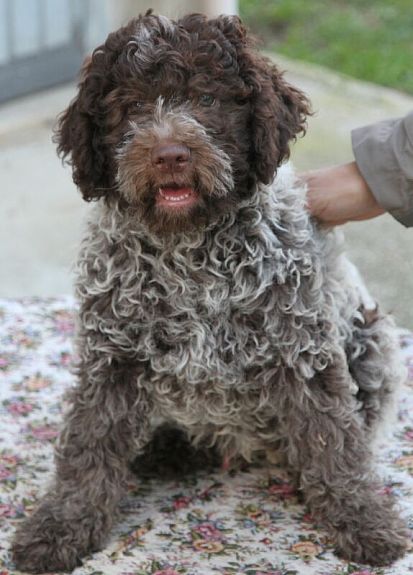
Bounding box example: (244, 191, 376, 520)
(54, 56, 112, 201)
(54, 22, 136, 202)
(247, 57, 311, 184)
(210, 15, 311, 185)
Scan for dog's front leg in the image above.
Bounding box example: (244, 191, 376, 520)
(11, 356, 151, 573)
(280, 359, 409, 566)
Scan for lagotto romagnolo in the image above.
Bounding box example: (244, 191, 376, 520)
(12, 12, 409, 572)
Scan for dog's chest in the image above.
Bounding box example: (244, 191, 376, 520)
(124, 229, 288, 387)
(82, 190, 322, 388)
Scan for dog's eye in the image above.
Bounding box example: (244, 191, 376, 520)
(199, 94, 215, 107)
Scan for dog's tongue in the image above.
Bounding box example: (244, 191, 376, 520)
(157, 187, 197, 207)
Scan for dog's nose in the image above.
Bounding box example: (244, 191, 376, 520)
(152, 143, 190, 172)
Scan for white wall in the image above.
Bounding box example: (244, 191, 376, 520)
(200, 0, 238, 15)
(0, 0, 79, 62)
(81, 0, 239, 53)
(0, 0, 238, 67)
(105, 0, 238, 29)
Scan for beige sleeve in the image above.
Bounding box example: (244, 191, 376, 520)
(351, 111, 413, 227)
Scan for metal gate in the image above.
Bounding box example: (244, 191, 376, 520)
(0, 0, 89, 102)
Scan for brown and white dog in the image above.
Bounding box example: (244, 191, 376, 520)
(11, 12, 409, 572)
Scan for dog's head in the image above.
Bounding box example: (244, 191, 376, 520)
(56, 12, 310, 233)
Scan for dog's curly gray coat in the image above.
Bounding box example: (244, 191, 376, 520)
(12, 12, 409, 573)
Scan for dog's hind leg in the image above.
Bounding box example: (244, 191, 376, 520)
(11, 356, 152, 573)
(346, 306, 405, 436)
(278, 357, 409, 566)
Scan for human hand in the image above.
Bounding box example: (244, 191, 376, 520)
(302, 162, 385, 226)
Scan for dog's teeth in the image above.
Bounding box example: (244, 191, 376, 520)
(158, 188, 193, 203)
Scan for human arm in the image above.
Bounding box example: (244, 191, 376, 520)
(304, 111, 413, 227)
(352, 111, 413, 226)
(304, 161, 385, 226)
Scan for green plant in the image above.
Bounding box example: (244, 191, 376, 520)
(240, 0, 413, 94)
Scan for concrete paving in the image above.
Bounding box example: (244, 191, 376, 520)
(0, 56, 412, 327)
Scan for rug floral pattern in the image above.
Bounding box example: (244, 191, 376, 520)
(1, 298, 413, 575)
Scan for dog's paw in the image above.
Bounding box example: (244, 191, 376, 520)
(11, 502, 98, 573)
(334, 505, 410, 566)
(12, 537, 82, 573)
(11, 515, 84, 573)
(12, 536, 82, 573)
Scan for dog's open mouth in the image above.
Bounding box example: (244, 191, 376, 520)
(156, 186, 198, 209)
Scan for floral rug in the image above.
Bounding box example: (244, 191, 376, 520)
(1, 297, 413, 575)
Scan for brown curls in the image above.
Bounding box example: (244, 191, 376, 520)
(248, 59, 311, 184)
(209, 14, 311, 185)
(55, 13, 311, 202)
(54, 20, 138, 202)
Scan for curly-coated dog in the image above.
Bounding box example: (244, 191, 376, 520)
(12, 12, 409, 572)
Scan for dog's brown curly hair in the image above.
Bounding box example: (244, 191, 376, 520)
(56, 12, 310, 204)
